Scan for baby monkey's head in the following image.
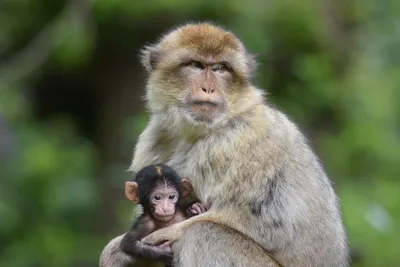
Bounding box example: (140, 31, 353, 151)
(125, 164, 192, 222)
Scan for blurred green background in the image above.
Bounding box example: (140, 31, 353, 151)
(0, 0, 399, 266)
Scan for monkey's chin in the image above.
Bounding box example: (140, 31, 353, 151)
(180, 106, 225, 126)
(153, 214, 174, 222)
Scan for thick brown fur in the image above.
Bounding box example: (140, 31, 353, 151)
(100, 234, 136, 267)
(100, 22, 349, 267)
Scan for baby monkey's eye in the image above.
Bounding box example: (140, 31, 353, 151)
(169, 195, 176, 200)
(154, 195, 161, 201)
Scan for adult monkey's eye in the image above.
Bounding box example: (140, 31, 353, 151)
(188, 60, 204, 69)
(212, 63, 228, 72)
(154, 195, 161, 201)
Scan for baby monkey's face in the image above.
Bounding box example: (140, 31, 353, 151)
(150, 185, 179, 222)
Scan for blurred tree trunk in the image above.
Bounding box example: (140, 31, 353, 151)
(322, 0, 358, 75)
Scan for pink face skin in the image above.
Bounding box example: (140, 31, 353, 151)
(150, 186, 179, 222)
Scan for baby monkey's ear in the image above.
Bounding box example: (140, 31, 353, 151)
(181, 178, 193, 198)
(125, 181, 140, 204)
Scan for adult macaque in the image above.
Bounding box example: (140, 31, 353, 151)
(99, 164, 206, 267)
(101, 22, 349, 267)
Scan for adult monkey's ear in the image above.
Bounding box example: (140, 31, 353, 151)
(125, 181, 140, 204)
(140, 44, 160, 73)
(181, 178, 193, 198)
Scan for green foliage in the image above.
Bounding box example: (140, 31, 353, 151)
(0, 0, 399, 266)
(0, 90, 99, 267)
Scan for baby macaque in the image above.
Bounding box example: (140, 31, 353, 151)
(119, 164, 207, 267)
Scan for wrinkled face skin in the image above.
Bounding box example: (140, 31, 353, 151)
(176, 59, 234, 124)
(143, 23, 256, 128)
(150, 185, 179, 222)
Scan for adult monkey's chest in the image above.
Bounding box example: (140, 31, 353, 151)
(166, 137, 232, 205)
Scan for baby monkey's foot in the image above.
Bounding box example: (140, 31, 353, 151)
(186, 202, 208, 217)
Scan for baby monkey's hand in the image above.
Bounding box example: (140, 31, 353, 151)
(186, 202, 208, 217)
(157, 241, 173, 264)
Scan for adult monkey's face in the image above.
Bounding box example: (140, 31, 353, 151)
(140, 23, 258, 128)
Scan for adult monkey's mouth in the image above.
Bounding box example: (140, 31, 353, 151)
(191, 101, 218, 109)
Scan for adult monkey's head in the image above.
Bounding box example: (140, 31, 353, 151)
(140, 23, 263, 132)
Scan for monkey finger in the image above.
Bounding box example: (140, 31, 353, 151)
(188, 207, 199, 215)
(193, 204, 203, 215)
(159, 241, 172, 247)
(187, 203, 202, 215)
(188, 203, 202, 214)
(157, 243, 173, 264)
(198, 203, 208, 213)
(158, 241, 173, 252)
(194, 203, 206, 213)
(194, 202, 209, 214)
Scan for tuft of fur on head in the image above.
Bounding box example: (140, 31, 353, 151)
(133, 164, 185, 209)
(140, 22, 257, 77)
